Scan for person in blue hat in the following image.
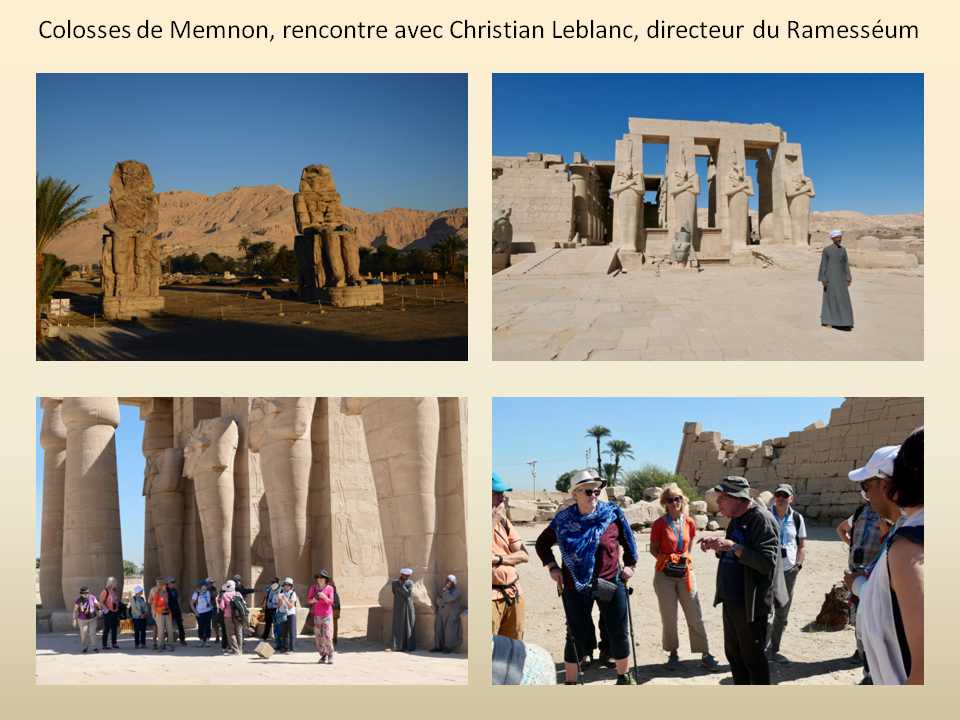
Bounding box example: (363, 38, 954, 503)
(493, 472, 528, 640)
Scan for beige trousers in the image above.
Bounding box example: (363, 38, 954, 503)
(225, 616, 243, 654)
(155, 613, 174, 646)
(653, 569, 710, 654)
(78, 618, 96, 651)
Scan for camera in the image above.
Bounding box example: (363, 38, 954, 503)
(781, 548, 787, 558)
(853, 548, 864, 564)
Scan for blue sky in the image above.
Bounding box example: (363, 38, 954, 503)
(493, 74, 923, 215)
(36, 400, 147, 564)
(37, 74, 467, 212)
(493, 397, 844, 492)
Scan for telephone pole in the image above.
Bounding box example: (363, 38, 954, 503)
(527, 460, 538, 502)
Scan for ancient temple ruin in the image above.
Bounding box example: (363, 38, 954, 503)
(38, 397, 467, 649)
(492, 117, 814, 267)
(293, 164, 384, 308)
(100, 161, 165, 320)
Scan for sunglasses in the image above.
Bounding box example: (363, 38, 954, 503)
(774, 493, 790, 499)
(665, 497, 683, 505)
(578, 488, 602, 497)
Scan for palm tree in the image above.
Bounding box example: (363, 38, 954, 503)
(36, 176, 96, 341)
(604, 439, 635, 487)
(430, 235, 467, 272)
(585, 425, 611, 477)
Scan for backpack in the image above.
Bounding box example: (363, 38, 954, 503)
(492, 634, 526, 685)
(230, 593, 249, 621)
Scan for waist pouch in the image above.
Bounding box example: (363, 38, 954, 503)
(663, 557, 688, 579)
(593, 577, 617, 603)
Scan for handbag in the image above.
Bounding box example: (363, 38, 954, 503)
(663, 556, 688, 579)
(592, 576, 618, 603)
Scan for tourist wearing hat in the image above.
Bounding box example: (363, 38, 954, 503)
(536, 470, 639, 684)
(205, 578, 222, 647)
(698, 476, 786, 685)
(649, 483, 719, 672)
(268, 582, 287, 652)
(492, 472, 528, 641)
(386, 569, 416, 652)
(190, 579, 215, 647)
(260, 576, 281, 643)
(166, 577, 187, 646)
(151, 576, 175, 652)
(844, 429, 924, 685)
(278, 578, 299, 653)
(765, 484, 807, 664)
(432, 575, 462, 654)
(129, 585, 149, 649)
(309, 571, 335, 664)
(99, 577, 121, 650)
(72, 586, 103, 653)
(218, 580, 244, 655)
(818, 229, 854, 331)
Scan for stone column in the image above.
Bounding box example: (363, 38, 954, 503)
(220, 397, 263, 590)
(719, 139, 751, 251)
(184, 418, 238, 587)
(39, 397, 67, 609)
(249, 397, 316, 597)
(61, 398, 123, 604)
(756, 152, 774, 242)
(770, 144, 791, 243)
(569, 165, 591, 242)
(611, 137, 643, 253)
(144, 447, 185, 584)
(435, 398, 468, 611)
(140, 398, 173, 587)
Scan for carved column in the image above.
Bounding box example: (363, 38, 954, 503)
(611, 137, 643, 253)
(39, 397, 67, 609)
(569, 165, 591, 241)
(61, 398, 123, 605)
(141, 398, 173, 587)
(667, 137, 700, 245)
(436, 398, 468, 613)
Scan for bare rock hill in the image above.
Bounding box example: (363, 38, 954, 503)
(49, 185, 468, 266)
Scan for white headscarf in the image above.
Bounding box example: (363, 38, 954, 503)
(830, 230, 843, 239)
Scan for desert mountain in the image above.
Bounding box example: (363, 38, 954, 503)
(48, 184, 468, 266)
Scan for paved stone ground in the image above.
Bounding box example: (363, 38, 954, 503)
(36, 633, 467, 685)
(493, 264, 923, 361)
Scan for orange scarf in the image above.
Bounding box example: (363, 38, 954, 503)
(655, 551, 694, 591)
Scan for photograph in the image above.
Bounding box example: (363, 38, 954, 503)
(36, 74, 468, 361)
(492, 74, 923, 361)
(492, 397, 923, 685)
(36, 397, 468, 685)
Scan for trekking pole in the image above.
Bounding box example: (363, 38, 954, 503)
(624, 577, 639, 685)
(557, 583, 584, 684)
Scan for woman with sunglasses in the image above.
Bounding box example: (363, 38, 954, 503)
(650, 484, 719, 672)
(535, 471, 638, 685)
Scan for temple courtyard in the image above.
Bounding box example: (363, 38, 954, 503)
(493, 248, 923, 361)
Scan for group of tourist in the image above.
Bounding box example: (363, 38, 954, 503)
(492, 426, 923, 686)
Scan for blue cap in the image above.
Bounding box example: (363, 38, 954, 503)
(492, 472, 512, 493)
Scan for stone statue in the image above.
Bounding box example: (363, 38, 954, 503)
(144, 447, 185, 585)
(725, 151, 755, 198)
(610, 170, 642, 198)
(293, 165, 365, 293)
(668, 219, 699, 267)
(786, 174, 815, 245)
(492, 207, 513, 253)
(100, 161, 164, 319)
(183, 419, 238, 585)
(248, 397, 317, 595)
(657, 179, 668, 228)
(670, 147, 701, 198)
(725, 151, 754, 247)
(786, 174, 815, 199)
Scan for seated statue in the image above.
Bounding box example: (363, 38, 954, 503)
(492, 207, 513, 254)
(668, 219, 698, 268)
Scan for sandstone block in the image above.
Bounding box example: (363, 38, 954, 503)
(737, 448, 754, 459)
(505, 498, 537, 523)
(714, 516, 731, 530)
(703, 489, 720, 514)
(722, 444, 740, 453)
(683, 422, 703, 435)
(700, 431, 721, 443)
(757, 491, 774, 509)
(605, 486, 626, 501)
(689, 501, 707, 514)
(805, 420, 826, 431)
(692, 514, 708, 531)
(707, 521, 719, 531)
(805, 506, 822, 518)
(753, 445, 774, 459)
(623, 501, 664, 529)
(643, 487, 662, 501)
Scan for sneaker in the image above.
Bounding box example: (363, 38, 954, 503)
(181, 641, 188, 646)
(102, 646, 110, 651)
(82, 648, 88, 653)
(847, 651, 864, 665)
(580, 654, 593, 670)
(666, 653, 679, 671)
(616, 673, 637, 685)
(598, 650, 614, 666)
(772, 653, 790, 663)
(701, 654, 720, 672)
(112, 644, 119, 649)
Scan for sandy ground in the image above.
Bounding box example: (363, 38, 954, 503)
(36, 633, 466, 685)
(37, 279, 467, 361)
(513, 522, 865, 685)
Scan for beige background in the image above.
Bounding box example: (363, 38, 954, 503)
(10, 0, 943, 705)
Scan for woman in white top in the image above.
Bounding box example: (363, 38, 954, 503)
(845, 427, 923, 685)
(278, 578, 298, 653)
(190, 579, 214, 647)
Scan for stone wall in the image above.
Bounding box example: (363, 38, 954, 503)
(675, 398, 923, 525)
(492, 154, 574, 248)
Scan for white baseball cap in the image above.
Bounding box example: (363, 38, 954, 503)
(849, 446, 900, 482)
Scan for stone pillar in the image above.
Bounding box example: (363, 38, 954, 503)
(569, 166, 591, 241)
(220, 397, 264, 590)
(770, 144, 791, 243)
(140, 398, 173, 587)
(435, 398, 468, 612)
(707, 155, 718, 228)
(719, 139, 752, 251)
(61, 398, 123, 605)
(667, 137, 700, 245)
(249, 397, 316, 598)
(144, 447, 185, 585)
(39, 397, 67, 610)
(756, 152, 773, 242)
(611, 137, 643, 253)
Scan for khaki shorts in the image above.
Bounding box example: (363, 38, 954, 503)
(492, 594, 525, 641)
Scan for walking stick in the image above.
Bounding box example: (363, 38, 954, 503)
(557, 584, 584, 684)
(624, 578, 640, 685)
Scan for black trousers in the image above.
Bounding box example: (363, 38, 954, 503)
(101, 610, 118, 647)
(722, 600, 770, 685)
(262, 608, 275, 640)
(219, 610, 228, 649)
(172, 612, 186, 643)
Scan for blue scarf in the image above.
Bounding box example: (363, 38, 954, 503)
(550, 501, 638, 594)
